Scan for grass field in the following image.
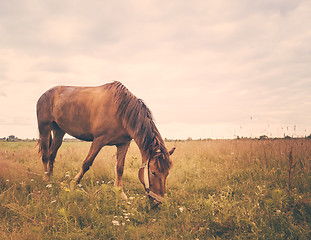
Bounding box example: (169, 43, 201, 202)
(0, 139, 310, 239)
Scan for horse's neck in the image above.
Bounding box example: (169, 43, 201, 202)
(137, 137, 165, 165)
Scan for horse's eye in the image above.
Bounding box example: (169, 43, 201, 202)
(151, 172, 156, 176)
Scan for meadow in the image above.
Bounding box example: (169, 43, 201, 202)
(0, 139, 310, 239)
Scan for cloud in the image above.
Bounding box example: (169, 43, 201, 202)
(32, 59, 70, 73)
(0, 0, 311, 138)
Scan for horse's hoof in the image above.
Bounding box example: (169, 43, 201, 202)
(70, 180, 77, 190)
(43, 172, 50, 181)
(120, 191, 128, 200)
(114, 186, 128, 200)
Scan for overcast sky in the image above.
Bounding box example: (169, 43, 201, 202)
(1, 0, 311, 139)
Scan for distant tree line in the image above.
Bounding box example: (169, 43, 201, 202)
(1, 134, 311, 143)
(165, 134, 311, 142)
(0, 135, 82, 142)
(0, 135, 36, 142)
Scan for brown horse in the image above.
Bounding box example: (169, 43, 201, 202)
(36, 81, 175, 205)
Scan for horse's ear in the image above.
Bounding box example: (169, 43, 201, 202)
(169, 147, 176, 155)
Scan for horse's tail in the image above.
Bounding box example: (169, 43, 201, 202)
(36, 87, 55, 156)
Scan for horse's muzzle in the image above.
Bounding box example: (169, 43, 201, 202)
(147, 190, 165, 207)
(148, 195, 162, 208)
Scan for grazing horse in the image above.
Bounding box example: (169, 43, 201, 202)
(36, 81, 175, 205)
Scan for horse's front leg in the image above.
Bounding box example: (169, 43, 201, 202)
(115, 142, 131, 200)
(70, 137, 105, 190)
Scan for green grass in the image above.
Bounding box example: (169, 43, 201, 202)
(0, 139, 310, 239)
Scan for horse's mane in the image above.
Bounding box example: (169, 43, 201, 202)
(107, 81, 171, 171)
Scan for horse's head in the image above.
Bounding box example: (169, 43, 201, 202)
(139, 147, 176, 206)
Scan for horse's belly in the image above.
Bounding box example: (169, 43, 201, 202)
(70, 132, 94, 142)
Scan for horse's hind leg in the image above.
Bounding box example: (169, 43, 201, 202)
(115, 141, 131, 199)
(48, 125, 65, 176)
(38, 123, 52, 179)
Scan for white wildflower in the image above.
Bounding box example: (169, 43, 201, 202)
(179, 207, 184, 213)
(46, 184, 52, 188)
(112, 220, 120, 226)
(51, 200, 57, 204)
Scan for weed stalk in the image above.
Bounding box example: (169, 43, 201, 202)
(287, 147, 296, 195)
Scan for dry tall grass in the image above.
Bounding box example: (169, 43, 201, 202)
(0, 139, 310, 239)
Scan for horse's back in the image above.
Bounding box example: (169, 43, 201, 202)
(37, 85, 112, 118)
(37, 84, 129, 142)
